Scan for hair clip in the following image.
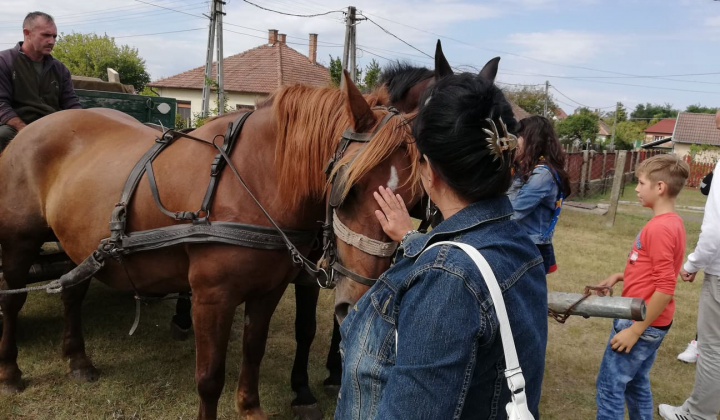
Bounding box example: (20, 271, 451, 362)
(483, 117, 518, 164)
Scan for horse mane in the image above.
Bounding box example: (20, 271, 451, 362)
(331, 111, 422, 204)
(379, 62, 433, 105)
(271, 85, 353, 209)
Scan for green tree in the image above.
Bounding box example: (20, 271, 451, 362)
(363, 59, 381, 92)
(327, 55, 363, 89)
(53, 32, 151, 91)
(503, 85, 558, 118)
(614, 120, 646, 150)
(603, 102, 628, 124)
(685, 104, 718, 114)
(555, 107, 599, 145)
(630, 103, 678, 120)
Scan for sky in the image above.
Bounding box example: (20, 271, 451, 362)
(1, 0, 719, 115)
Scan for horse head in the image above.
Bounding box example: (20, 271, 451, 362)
(330, 57, 519, 324)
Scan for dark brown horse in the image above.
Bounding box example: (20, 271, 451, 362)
(0, 73, 414, 419)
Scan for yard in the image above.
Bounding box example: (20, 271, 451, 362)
(0, 186, 709, 419)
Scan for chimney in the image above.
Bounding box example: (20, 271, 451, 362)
(268, 29, 278, 45)
(309, 33, 318, 65)
(278, 33, 286, 44)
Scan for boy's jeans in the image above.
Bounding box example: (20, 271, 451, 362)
(596, 318, 669, 420)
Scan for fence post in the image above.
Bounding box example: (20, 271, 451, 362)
(606, 150, 627, 228)
(580, 150, 589, 198)
(601, 150, 608, 194)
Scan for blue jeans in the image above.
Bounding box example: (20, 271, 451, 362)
(595, 318, 669, 420)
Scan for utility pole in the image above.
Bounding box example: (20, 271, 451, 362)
(342, 6, 357, 83)
(215, 0, 225, 115)
(201, 0, 226, 118)
(543, 80, 549, 118)
(610, 101, 619, 151)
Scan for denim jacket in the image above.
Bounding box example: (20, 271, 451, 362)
(335, 196, 548, 420)
(507, 166, 559, 245)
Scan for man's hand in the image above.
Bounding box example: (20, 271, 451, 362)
(6, 117, 26, 132)
(373, 186, 414, 242)
(680, 268, 697, 283)
(595, 273, 623, 296)
(611, 327, 641, 353)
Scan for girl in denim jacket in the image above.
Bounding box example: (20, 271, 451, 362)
(335, 72, 548, 419)
(507, 116, 571, 274)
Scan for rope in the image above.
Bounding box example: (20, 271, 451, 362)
(0, 276, 65, 295)
(332, 210, 398, 257)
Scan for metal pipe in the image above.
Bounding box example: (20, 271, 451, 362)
(548, 292, 646, 321)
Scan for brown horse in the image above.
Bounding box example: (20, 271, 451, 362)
(0, 73, 414, 419)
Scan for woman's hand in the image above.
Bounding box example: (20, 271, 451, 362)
(373, 186, 414, 242)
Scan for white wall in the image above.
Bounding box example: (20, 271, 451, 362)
(151, 87, 268, 125)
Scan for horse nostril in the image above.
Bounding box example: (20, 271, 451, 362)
(335, 303, 350, 324)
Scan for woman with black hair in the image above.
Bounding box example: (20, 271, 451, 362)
(334, 72, 548, 419)
(508, 115, 571, 274)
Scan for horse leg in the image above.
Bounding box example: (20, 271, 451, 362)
(192, 294, 236, 420)
(60, 279, 99, 382)
(0, 244, 41, 394)
(171, 292, 192, 341)
(236, 284, 287, 420)
(290, 284, 322, 420)
(323, 316, 342, 395)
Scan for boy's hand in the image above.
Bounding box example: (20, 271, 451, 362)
(680, 268, 697, 283)
(595, 273, 623, 296)
(610, 327, 641, 353)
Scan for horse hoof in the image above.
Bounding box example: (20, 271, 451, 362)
(67, 366, 99, 382)
(323, 384, 340, 397)
(291, 403, 323, 420)
(170, 321, 192, 341)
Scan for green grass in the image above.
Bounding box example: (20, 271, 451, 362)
(1, 199, 708, 419)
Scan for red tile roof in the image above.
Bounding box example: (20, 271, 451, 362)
(598, 120, 611, 136)
(643, 118, 676, 135)
(148, 43, 330, 94)
(673, 112, 720, 145)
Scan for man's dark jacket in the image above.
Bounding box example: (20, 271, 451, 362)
(0, 42, 80, 125)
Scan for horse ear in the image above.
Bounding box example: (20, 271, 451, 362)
(479, 57, 500, 83)
(341, 69, 376, 132)
(434, 40, 453, 78)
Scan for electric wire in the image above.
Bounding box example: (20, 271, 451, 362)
(240, 0, 344, 17)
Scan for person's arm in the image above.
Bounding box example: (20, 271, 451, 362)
(374, 267, 483, 419)
(611, 290, 672, 353)
(0, 52, 20, 125)
(685, 160, 720, 273)
(595, 272, 624, 295)
(58, 63, 81, 110)
(509, 168, 555, 221)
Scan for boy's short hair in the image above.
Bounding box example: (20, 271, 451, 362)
(636, 154, 689, 197)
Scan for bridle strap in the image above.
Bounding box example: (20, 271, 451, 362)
(331, 262, 378, 287)
(332, 210, 397, 257)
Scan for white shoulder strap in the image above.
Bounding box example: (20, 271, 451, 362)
(423, 241, 526, 395)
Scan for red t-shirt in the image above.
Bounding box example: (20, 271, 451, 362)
(622, 212, 686, 327)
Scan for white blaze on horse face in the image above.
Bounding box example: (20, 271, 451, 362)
(387, 165, 399, 191)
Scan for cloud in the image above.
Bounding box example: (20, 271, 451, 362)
(704, 15, 720, 28)
(506, 30, 612, 65)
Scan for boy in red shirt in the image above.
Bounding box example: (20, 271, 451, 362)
(595, 154, 689, 420)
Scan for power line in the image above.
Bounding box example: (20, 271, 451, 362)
(240, 0, 344, 17)
(132, 0, 206, 19)
(114, 28, 206, 39)
(551, 85, 615, 110)
(359, 14, 432, 60)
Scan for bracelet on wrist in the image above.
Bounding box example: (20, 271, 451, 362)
(400, 229, 419, 245)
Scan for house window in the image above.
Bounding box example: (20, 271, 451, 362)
(177, 101, 191, 128)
